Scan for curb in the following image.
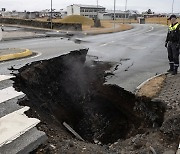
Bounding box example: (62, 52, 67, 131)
(2, 35, 46, 42)
(135, 72, 168, 95)
(0, 49, 33, 62)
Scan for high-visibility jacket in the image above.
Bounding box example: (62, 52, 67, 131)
(166, 22, 180, 43)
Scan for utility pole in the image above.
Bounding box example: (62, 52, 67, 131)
(50, 0, 53, 29)
(0, 27, 2, 41)
(172, 0, 174, 14)
(97, 0, 98, 18)
(114, 0, 116, 29)
(94, 0, 101, 27)
(124, 0, 127, 23)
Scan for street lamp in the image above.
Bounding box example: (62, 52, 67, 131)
(123, 0, 127, 24)
(97, 0, 98, 18)
(172, 0, 174, 14)
(125, 0, 127, 20)
(50, 0, 53, 29)
(114, 0, 116, 29)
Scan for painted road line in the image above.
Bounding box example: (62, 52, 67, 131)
(146, 26, 154, 33)
(177, 143, 180, 154)
(0, 75, 13, 82)
(99, 43, 108, 47)
(0, 127, 47, 154)
(132, 26, 154, 36)
(0, 106, 40, 147)
(99, 40, 115, 47)
(0, 86, 24, 104)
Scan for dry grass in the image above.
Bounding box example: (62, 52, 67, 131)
(36, 15, 94, 25)
(136, 74, 166, 98)
(82, 20, 133, 34)
(60, 15, 94, 26)
(35, 17, 133, 33)
(113, 19, 138, 24)
(35, 17, 49, 22)
(145, 17, 180, 25)
(114, 17, 180, 25)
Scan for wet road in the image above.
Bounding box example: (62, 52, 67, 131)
(0, 24, 168, 92)
(79, 24, 168, 91)
(0, 37, 84, 74)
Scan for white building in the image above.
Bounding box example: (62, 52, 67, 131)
(59, 10, 67, 18)
(126, 10, 140, 19)
(18, 12, 39, 19)
(67, 4, 106, 18)
(98, 10, 130, 20)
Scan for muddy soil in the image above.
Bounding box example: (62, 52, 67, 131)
(12, 49, 179, 153)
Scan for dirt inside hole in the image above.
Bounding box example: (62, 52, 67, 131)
(12, 49, 171, 153)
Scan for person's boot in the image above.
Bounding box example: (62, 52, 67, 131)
(167, 63, 174, 73)
(171, 66, 178, 75)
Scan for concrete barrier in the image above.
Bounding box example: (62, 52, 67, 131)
(0, 18, 82, 31)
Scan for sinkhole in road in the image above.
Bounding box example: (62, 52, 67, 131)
(12, 49, 165, 144)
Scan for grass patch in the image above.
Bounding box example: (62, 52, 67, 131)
(82, 20, 133, 34)
(136, 74, 166, 98)
(35, 15, 94, 26)
(35, 17, 133, 33)
(59, 15, 94, 26)
(145, 17, 180, 25)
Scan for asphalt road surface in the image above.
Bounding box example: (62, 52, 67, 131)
(0, 24, 168, 92)
(78, 24, 168, 92)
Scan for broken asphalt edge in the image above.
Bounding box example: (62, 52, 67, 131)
(0, 49, 33, 62)
(135, 73, 180, 153)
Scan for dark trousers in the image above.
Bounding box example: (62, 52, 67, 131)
(167, 42, 179, 67)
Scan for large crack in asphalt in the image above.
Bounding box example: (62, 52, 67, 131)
(12, 49, 166, 150)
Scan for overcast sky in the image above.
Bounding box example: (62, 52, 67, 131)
(0, 0, 179, 13)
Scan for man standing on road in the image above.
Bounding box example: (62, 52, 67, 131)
(165, 15, 180, 75)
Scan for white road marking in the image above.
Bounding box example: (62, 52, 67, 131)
(99, 43, 108, 47)
(0, 75, 13, 82)
(0, 86, 24, 104)
(131, 26, 154, 36)
(146, 26, 154, 33)
(99, 41, 115, 47)
(0, 106, 40, 147)
(29, 50, 42, 59)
